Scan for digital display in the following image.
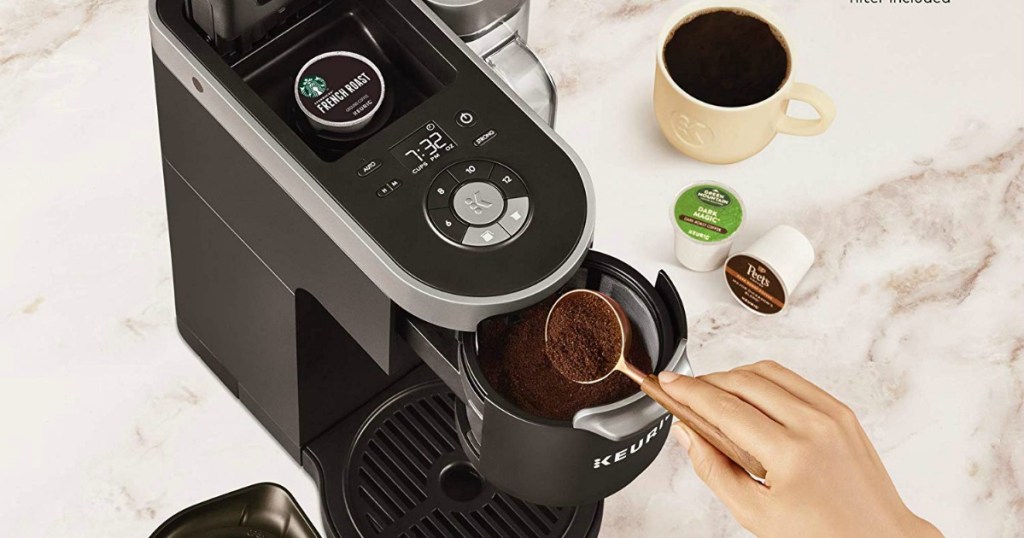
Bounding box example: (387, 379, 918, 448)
(390, 121, 457, 175)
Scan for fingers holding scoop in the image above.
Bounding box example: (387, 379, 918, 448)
(658, 371, 787, 462)
(698, 367, 824, 428)
(734, 360, 850, 419)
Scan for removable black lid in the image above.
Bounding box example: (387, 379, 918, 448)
(151, 483, 320, 538)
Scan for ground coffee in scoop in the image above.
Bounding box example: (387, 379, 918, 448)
(545, 292, 623, 383)
(478, 296, 652, 421)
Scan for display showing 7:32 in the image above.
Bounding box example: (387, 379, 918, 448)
(391, 122, 457, 174)
(408, 132, 451, 162)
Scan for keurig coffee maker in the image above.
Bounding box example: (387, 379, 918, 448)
(150, 0, 691, 536)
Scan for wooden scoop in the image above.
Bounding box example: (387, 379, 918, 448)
(545, 289, 767, 479)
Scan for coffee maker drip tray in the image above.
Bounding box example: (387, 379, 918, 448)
(304, 369, 601, 538)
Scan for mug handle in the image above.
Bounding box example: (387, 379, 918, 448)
(777, 82, 836, 136)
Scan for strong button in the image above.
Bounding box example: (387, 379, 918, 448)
(453, 182, 505, 226)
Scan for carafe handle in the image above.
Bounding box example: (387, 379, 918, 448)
(483, 36, 558, 126)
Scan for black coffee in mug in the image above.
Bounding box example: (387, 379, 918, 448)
(663, 10, 789, 108)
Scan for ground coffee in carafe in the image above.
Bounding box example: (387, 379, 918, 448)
(478, 297, 652, 421)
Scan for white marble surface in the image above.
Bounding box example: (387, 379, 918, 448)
(1, 0, 1022, 536)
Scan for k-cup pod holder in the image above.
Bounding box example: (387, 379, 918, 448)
(215, 0, 456, 161)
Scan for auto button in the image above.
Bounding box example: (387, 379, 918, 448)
(357, 159, 382, 177)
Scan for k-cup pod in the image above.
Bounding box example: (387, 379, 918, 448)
(724, 225, 815, 315)
(295, 51, 385, 134)
(672, 182, 745, 272)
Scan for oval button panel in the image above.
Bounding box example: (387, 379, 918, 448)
(426, 161, 531, 247)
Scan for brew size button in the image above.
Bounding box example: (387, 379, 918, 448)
(490, 165, 528, 199)
(429, 207, 468, 243)
(427, 174, 458, 209)
(447, 161, 494, 183)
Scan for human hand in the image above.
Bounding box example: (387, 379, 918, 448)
(658, 361, 941, 538)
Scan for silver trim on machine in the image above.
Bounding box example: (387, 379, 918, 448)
(573, 341, 693, 441)
(148, 0, 596, 331)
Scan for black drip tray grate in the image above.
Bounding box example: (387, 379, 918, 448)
(308, 377, 599, 538)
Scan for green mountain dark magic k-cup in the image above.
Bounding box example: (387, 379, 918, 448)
(672, 182, 745, 272)
(295, 51, 385, 133)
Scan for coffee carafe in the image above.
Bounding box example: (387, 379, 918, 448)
(425, 0, 557, 125)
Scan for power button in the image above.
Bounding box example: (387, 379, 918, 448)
(455, 110, 476, 128)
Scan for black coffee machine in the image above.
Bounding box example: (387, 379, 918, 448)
(150, 0, 691, 536)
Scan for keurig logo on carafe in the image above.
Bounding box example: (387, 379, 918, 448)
(294, 51, 385, 133)
(592, 415, 672, 469)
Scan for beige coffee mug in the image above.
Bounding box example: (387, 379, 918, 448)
(654, 1, 836, 164)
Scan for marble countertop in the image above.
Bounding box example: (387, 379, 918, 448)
(1, 0, 1022, 536)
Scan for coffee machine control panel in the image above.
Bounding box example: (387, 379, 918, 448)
(319, 97, 588, 299)
(425, 160, 530, 247)
(153, 0, 592, 326)
(378, 120, 530, 247)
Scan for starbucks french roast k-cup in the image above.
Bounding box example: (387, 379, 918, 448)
(724, 225, 815, 315)
(295, 51, 385, 134)
(672, 182, 745, 272)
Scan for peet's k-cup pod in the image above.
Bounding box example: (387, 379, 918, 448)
(724, 225, 816, 316)
(672, 182, 745, 272)
(295, 51, 385, 134)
